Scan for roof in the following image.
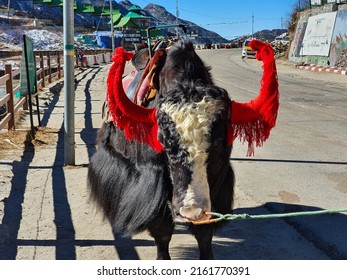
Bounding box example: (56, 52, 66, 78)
(128, 5, 142, 12)
(75, 3, 95, 13)
(108, 13, 123, 25)
(124, 11, 151, 20)
(113, 17, 139, 29)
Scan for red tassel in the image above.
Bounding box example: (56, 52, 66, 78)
(106, 47, 164, 152)
(229, 40, 279, 156)
(107, 42, 278, 156)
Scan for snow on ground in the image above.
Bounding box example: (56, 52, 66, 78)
(0, 59, 21, 71)
(0, 28, 66, 74)
(26, 29, 64, 50)
(0, 29, 64, 51)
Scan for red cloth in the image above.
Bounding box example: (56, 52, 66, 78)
(229, 40, 279, 156)
(106, 47, 164, 152)
(106, 41, 279, 156)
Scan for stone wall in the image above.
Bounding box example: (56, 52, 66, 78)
(289, 3, 347, 67)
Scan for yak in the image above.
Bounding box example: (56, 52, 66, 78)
(87, 39, 279, 260)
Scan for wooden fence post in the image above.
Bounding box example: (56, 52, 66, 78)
(40, 52, 45, 88)
(5, 64, 15, 130)
(47, 52, 52, 83)
(34, 52, 39, 94)
(57, 51, 62, 79)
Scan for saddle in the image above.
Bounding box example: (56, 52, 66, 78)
(103, 41, 167, 122)
(124, 41, 167, 107)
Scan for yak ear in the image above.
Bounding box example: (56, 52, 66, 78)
(229, 40, 279, 156)
(106, 47, 164, 152)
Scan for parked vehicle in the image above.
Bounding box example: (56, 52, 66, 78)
(274, 34, 290, 42)
(241, 39, 256, 58)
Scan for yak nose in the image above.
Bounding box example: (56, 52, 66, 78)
(179, 206, 208, 221)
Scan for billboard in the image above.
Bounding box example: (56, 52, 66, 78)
(302, 12, 337, 56)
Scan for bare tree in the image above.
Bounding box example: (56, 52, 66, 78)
(287, 0, 311, 36)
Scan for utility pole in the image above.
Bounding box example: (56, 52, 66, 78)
(176, 0, 179, 37)
(252, 11, 254, 38)
(63, 0, 75, 165)
(109, 0, 115, 53)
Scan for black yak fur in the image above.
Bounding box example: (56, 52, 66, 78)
(88, 40, 235, 260)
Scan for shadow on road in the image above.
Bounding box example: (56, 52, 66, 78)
(0, 136, 35, 259)
(79, 67, 102, 160)
(170, 203, 347, 260)
(2, 196, 346, 259)
(1, 66, 345, 260)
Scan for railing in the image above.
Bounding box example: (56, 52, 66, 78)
(0, 65, 22, 130)
(0, 49, 112, 131)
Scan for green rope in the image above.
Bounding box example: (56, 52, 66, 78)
(209, 208, 347, 223)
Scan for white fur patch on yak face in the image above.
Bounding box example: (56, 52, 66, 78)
(160, 96, 221, 222)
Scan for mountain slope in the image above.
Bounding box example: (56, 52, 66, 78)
(0, 0, 228, 43)
(1, 0, 285, 44)
(142, 3, 226, 44)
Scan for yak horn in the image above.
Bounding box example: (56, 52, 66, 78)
(229, 40, 279, 156)
(106, 47, 164, 152)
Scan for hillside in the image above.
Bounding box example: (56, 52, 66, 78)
(142, 3, 225, 44)
(0, 0, 287, 48)
(252, 29, 287, 41)
(0, 0, 227, 43)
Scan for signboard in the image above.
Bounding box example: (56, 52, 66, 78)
(123, 30, 142, 44)
(19, 35, 41, 135)
(302, 12, 337, 56)
(20, 35, 36, 96)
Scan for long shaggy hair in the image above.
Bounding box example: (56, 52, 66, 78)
(88, 40, 235, 259)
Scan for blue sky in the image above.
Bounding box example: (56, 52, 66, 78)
(134, 0, 300, 39)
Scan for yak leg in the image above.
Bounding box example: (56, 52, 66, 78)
(148, 220, 174, 260)
(191, 224, 214, 260)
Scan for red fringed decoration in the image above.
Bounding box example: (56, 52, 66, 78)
(229, 40, 279, 156)
(107, 47, 164, 152)
(107, 43, 278, 155)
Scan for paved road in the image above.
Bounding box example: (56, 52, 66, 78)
(199, 48, 347, 259)
(0, 48, 346, 260)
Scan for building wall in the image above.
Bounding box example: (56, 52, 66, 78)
(289, 3, 347, 67)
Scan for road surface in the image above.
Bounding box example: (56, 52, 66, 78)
(0, 47, 346, 260)
(199, 48, 347, 259)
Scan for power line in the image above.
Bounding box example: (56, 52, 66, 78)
(198, 21, 248, 26)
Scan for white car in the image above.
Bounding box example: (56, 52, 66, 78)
(241, 39, 256, 58)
